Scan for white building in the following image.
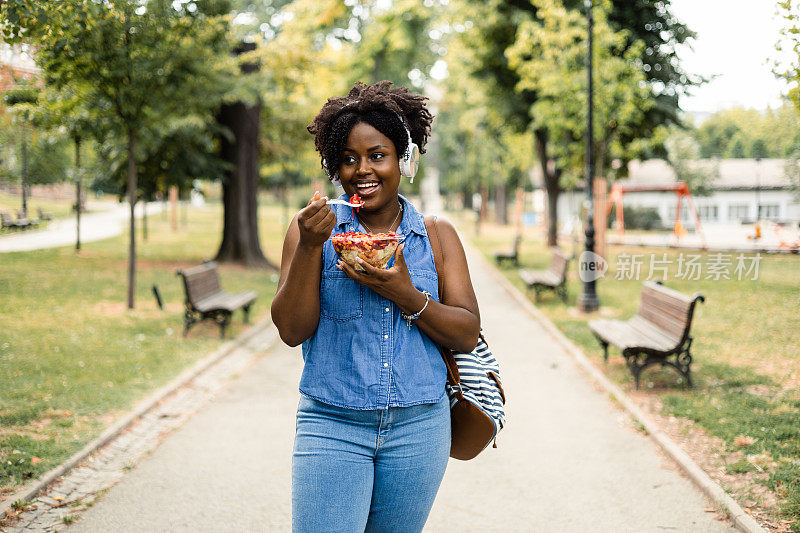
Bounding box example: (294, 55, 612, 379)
(554, 159, 800, 228)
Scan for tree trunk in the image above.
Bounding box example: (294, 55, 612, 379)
(21, 124, 28, 218)
(141, 200, 148, 241)
(480, 186, 488, 224)
(75, 137, 81, 252)
(535, 129, 561, 247)
(127, 128, 137, 310)
(495, 183, 507, 225)
(463, 185, 473, 210)
(169, 185, 178, 232)
(214, 99, 273, 268)
(214, 42, 273, 269)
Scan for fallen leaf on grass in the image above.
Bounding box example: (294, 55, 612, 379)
(733, 435, 756, 447)
(30, 456, 42, 465)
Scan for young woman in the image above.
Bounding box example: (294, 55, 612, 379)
(271, 81, 480, 532)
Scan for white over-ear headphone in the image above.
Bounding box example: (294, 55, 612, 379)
(394, 111, 420, 183)
(328, 103, 420, 186)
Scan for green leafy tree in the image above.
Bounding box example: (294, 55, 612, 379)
(451, 0, 698, 245)
(506, 0, 652, 242)
(349, 0, 445, 87)
(508, 0, 652, 178)
(663, 127, 716, 197)
(727, 133, 747, 159)
(29, 83, 104, 249)
(777, 0, 800, 111)
(435, 55, 535, 223)
(601, 0, 701, 159)
(1, 0, 240, 308)
(2, 84, 39, 217)
(751, 138, 769, 160)
(695, 104, 800, 158)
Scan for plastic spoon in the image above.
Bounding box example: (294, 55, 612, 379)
(323, 196, 365, 208)
(325, 198, 365, 207)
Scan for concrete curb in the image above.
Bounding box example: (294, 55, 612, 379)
(466, 244, 765, 533)
(0, 317, 274, 521)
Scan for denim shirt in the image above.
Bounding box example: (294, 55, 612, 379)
(300, 194, 446, 410)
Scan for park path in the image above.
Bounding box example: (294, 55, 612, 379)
(0, 201, 163, 253)
(62, 243, 736, 532)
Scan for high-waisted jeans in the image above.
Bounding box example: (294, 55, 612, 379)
(291, 394, 450, 533)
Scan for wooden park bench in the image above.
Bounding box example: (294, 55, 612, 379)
(176, 261, 257, 338)
(16, 210, 38, 229)
(518, 248, 569, 302)
(1, 211, 33, 230)
(494, 235, 522, 266)
(588, 281, 705, 389)
(1, 211, 17, 230)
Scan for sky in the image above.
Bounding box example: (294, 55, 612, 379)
(670, 0, 792, 113)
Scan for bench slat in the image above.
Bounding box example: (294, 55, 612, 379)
(589, 318, 676, 352)
(548, 253, 568, 281)
(639, 291, 693, 321)
(195, 290, 257, 313)
(636, 283, 696, 340)
(627, 316, 682, 350)
(519, 270, 561, 286)
(637, 301, 693, 340)
(185, 269, 222, 304)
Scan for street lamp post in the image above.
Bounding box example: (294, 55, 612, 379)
(578, 0, 600, 313)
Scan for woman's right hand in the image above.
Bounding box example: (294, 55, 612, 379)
(297, 191, 336, 248)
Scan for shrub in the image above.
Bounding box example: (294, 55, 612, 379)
(608, 205, 663, 230)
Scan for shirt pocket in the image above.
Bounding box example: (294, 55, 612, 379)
(320, 270, 364, 322)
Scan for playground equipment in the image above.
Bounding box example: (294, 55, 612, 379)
(607, 181, 706, 247)
(774, 223, 800, 252)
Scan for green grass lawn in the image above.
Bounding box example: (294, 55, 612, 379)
(0, 191, 76, 224)
(0, 199, 283, 499)
(458, 213, 800, 530)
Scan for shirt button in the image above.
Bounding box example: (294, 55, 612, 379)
(385, 307, 390, 312)
(384, 334, 388, 339)
(384, 363, 388, 367)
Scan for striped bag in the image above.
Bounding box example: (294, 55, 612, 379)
(425, 216, 507, 460)
(442, 333, 507, 460)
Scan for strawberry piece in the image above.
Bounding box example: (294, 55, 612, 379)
(349, 193, 362, 213)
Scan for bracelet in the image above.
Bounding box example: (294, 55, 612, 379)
(401, 291, 431, 330)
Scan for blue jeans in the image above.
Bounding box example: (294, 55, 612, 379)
(292, 394, 451, 533)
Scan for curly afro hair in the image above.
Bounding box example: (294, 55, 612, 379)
(307, 80, 434, 182)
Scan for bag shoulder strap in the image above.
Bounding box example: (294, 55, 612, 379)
(425, 215, 485, 348)
(424, 215, 461, 390)
(424, 215, 444, 300)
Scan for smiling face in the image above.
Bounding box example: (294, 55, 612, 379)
(338, 122, 401, 211)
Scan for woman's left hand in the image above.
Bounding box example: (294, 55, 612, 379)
(337, 243, 420, 309)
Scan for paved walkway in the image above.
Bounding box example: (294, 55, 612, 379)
(0, 201, 163, 253)
(57, 246, 734, 532)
